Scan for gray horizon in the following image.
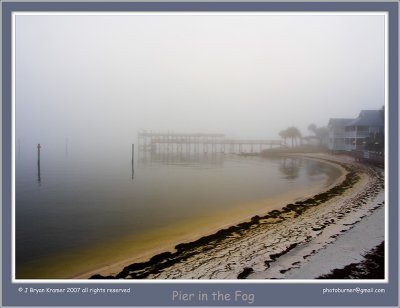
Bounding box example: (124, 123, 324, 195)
(16, 13, 385, 155)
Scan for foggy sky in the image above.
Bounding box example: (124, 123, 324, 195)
(16, 13, 385, 151)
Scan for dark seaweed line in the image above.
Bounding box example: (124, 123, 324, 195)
(317, 241, 385, 279)
(90, 161, 360, 279)
(257, 166, 384, 278)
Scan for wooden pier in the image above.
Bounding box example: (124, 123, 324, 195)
(138, 131, 282, 154)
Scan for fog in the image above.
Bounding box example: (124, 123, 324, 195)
(16, 13, 385, 158)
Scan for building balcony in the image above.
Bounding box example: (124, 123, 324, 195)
(345, 131, 370, 138)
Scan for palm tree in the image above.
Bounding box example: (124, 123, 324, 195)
(279, 129, 289, 146)
(286, 126, 302, 147)
(307, 123, 328, 146)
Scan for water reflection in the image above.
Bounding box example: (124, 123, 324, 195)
(270, 157, 340, 186)
(37, 143, 41, 185)
(17, 149, 341, 278)
(305, 159, 340, 183)
(278, 157, 302, 180)
(65, 138, 69, 157)
(138, 150, 224, 167)
(132, 158, 134, 180)
(37, 160, 41, 184)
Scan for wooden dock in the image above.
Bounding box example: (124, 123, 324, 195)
(138, 131, 282, 154)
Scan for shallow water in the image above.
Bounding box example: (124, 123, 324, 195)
(15, 149, 341, 278)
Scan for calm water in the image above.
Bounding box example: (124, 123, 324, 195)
(16, 149, 341, 278)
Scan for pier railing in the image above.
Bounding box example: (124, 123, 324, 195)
(138, 131, 283, 154)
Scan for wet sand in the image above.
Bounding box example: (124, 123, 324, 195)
(86, 153, 384, 280)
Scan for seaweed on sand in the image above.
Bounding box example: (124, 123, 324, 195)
(317, 241, 384, 279)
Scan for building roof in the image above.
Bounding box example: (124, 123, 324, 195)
(328, 118, 353, 127)
(346, 110, 384, 127)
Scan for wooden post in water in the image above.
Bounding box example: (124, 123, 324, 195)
(37, 143, 41, 184)
(66, 138, 69, 156)
(132, 143, 135, 180)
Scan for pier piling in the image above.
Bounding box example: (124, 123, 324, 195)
(132, 143, 135, 180)
(37, 143, 41, 184)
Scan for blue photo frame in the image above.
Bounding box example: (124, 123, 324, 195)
(2, 1, 398, 306)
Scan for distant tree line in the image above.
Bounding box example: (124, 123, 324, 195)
(307, 124, 329, 146)
(279, 127, 302, 147)
(279, 124, 328, 148)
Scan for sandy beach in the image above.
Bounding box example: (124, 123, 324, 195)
(87, 153, 384, 280)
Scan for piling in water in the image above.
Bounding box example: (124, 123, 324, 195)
(132, 143, 135, 180)
(37, 143, 41, 183)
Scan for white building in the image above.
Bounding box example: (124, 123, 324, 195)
(328, 110, 384, 152)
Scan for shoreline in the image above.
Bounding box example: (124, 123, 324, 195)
(87, 153, 371, 280)
(249, 182, 384, 279)
(74, 154, 346, 279)
(18, 154, 341, 279)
